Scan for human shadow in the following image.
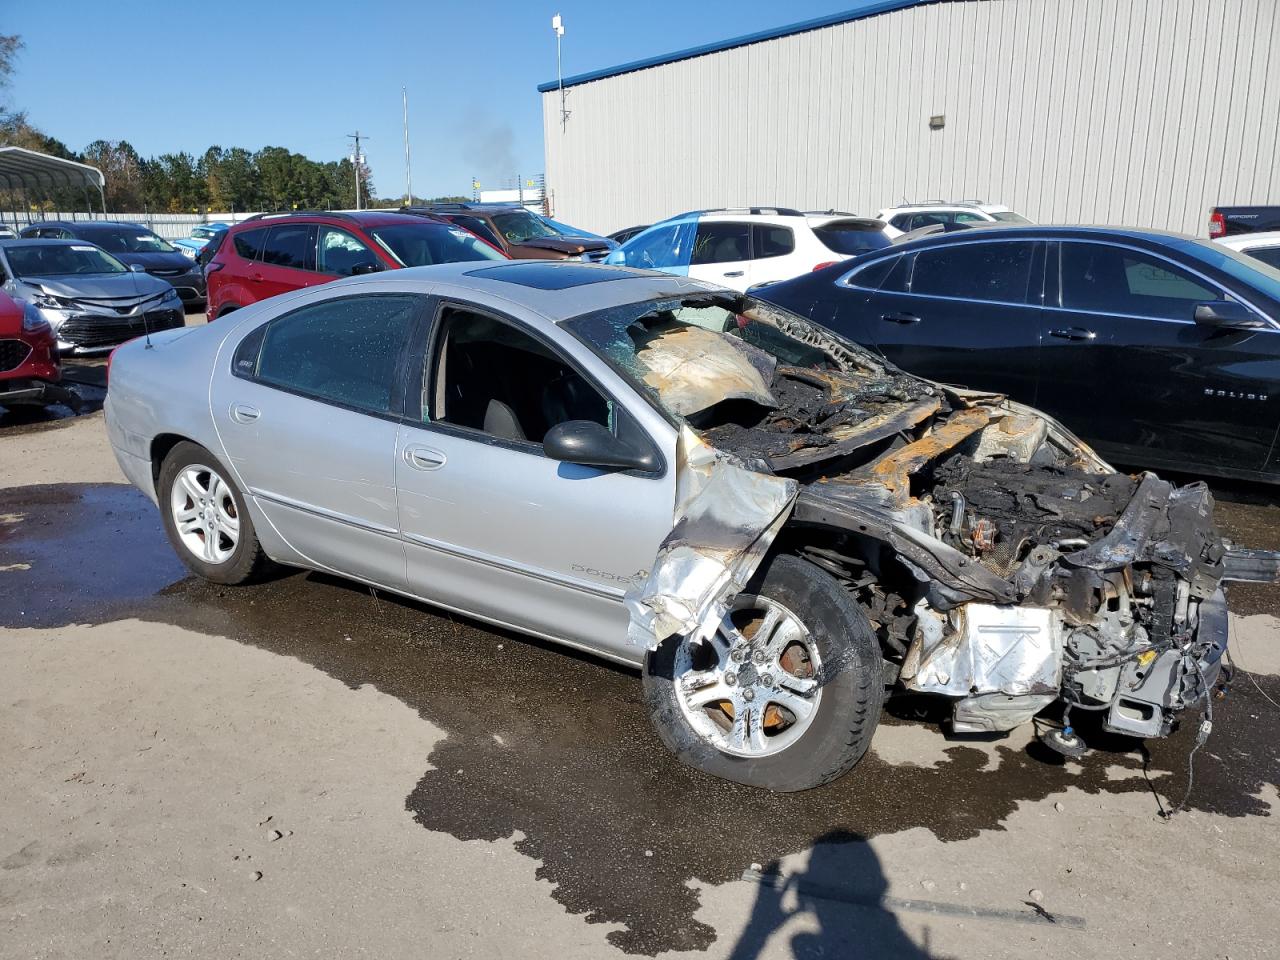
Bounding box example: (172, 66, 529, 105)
(727, 828, 938, 959)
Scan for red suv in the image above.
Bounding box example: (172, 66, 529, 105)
(0, 289, 76, 411)
(206, 211, 506, 319)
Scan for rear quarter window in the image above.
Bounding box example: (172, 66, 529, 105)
(233, 228, 268, 262)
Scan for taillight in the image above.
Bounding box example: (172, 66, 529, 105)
(813, 261, 838, 271)
(1209, 210, 1226, 239)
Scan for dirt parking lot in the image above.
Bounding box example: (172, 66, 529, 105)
(2, 361, 1279, 958)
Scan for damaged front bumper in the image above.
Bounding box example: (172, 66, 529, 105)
(894, 473, 1273, 738)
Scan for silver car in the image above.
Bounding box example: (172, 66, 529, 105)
(105, 261, 1275, 791)
(0, 238, 184, 353)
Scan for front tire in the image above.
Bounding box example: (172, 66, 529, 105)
(158, 441, 269, 585)
(642, 553, 883, 792)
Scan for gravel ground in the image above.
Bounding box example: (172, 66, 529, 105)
(1, 362, 1278, 959)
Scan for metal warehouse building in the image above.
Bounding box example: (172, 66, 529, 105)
(539, 0, 1279, 236)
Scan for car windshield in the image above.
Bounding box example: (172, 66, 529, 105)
(541, 216, 598, 239)
(86, 228, 176, 253)
(564, 292, 893, 422)
(368, 222, 505, 267)
(491, 211, 559, 244)
(991, 211, 1031, 223)
(1184, 238, 1280, 306)
(6, 243, 127, 277)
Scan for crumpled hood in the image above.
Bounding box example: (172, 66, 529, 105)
(17, 271, 172, 302)
(520, 236, 612, 255)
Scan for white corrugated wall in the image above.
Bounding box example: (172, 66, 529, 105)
(542, 0, 1280, 236)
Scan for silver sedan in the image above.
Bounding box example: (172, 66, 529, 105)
(106, 261, 1271, 791)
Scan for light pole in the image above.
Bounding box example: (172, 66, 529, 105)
(552, 13, 568, 132)
(346, 130, 368, 210)
(402, 87, 413, 205)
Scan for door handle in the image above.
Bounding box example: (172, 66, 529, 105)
(229, 403, 260, 423)
(881, 312, 920, 324)
(403, 445, 447, 471)
(722, 270, 745, 278)
(1049, 327, 1097, 341)
(250, 272, 264, 282)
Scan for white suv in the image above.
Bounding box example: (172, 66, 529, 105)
(876, 201, 1031, 238)
(605, 208, 889, 291)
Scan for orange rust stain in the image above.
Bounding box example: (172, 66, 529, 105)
(869, 407, 992, 497)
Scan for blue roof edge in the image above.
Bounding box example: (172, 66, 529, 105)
(536, 0, 929, 93)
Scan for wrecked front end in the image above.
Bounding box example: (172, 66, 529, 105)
(795, 435, 1241, 739)
(599, 293, 1278, 745)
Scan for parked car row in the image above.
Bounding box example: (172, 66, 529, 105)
(20, 220, 206, 310)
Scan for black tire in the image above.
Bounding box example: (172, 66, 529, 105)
(642, 553, 883, 792)
(157, 441, 271, 585)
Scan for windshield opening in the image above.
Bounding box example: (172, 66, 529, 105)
(6, 243, 128, 277)
(368, 223, 505, 267)
(86, 228, 176, 254)
(491, 211, 559, 244)
(565, 294, 935, 467)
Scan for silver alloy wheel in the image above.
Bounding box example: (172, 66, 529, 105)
(169, 463, 240, 565)
(673, 594, 823, 758)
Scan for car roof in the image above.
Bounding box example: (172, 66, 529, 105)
(873, 224, 1200, 254)
(230, 210, 439, 231)
(880, 201, 1011, 213)
(27, 220, 146, 230)
(0, 237, 98, 247)
(343, 260, 733, 322)
(1217, 231, 1280, 249)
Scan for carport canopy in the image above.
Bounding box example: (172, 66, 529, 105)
(0, 146, 107, 218)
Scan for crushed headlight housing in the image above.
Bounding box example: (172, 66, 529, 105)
(21, 301, 51, 333)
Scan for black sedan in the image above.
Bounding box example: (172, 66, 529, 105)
(759, 225, 1280, 483)
(21, 220, 206, 309)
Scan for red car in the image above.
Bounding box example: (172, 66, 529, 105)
(206, 211, 507, 319)
(0, 289, 76, 411)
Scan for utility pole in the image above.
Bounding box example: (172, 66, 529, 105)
(402, 88, 413, 205)
(346, 130, 368, 210)
(552, 14, 568, 131)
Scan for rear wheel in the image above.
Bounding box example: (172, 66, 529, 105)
(158, 441, 269, 585)
(642, 553, 883, 791)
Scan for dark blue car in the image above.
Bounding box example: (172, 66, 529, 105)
(758, 225, 1280, 483)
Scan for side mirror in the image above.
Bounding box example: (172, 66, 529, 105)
(129, 262, 147, 273)
(1194, 300, 1265, 330)
(351, 260, 384, 276)
(543, 420, 657, 472)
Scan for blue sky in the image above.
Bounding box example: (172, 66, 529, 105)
(5, 0, 876, 200)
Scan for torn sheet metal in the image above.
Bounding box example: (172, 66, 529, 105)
(634, 324, 777, 417)
(900, 602, 1063, 699)
(626, 426, 798, 650)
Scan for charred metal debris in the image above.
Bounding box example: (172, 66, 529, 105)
(619, 293, 1279, 746)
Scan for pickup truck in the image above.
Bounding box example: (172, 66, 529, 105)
(1209, 204, 1280, 238)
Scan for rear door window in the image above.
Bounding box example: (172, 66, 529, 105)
(751, 224, 795, 259)
(248, 294, 420, 415)
(1060, 243, 1216, 320)
(911, 241, 1035, 303)
(233, 228, 267, 262)
(261, 224, 317, 271)
(691, 222, 751, 265)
